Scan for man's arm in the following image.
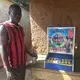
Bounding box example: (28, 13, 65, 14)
(25, 46, 37, 59)
(0, 25, 11, 70)
(22, 27, 38, 59)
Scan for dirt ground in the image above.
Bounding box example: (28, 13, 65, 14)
(0, 62, 80, 80)
(32, 68, 80, 80)
(25, 60, 80, 80)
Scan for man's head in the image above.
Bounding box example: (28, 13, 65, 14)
(9, 4, 22, 24)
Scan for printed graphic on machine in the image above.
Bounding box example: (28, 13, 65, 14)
(48, 27, 75, 54)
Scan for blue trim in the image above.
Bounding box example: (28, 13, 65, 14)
(45, 63, 72, 72)
(46, 53, 73, 60)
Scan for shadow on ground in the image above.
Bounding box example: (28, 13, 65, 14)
(27, 60, 80, 80)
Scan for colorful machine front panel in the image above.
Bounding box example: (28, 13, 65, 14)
(45, 27, 75, 72)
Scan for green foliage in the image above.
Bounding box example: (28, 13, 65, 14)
(11, 0, 30, 10)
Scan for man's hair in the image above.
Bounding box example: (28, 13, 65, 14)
(9, 4, 21, 13)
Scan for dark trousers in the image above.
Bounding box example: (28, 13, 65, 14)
(6, 66, 26, 80)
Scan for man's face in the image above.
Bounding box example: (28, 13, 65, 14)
(10, 9, 22, 24)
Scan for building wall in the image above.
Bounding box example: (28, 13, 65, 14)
(30, 0, 80, 55)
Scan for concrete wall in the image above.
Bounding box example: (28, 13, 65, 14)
(30, 0, 80, 55)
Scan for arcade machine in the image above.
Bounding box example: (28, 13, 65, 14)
(44, 27, 75, 72)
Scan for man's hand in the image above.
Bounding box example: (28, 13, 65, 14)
(31, 53, 38, 59)
(29, 50, 38, 59)
(25, 47, 38, 59)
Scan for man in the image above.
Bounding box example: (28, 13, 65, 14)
(0, 4, 37, 80)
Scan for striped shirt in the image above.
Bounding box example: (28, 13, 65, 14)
(3, 21, 25, 68)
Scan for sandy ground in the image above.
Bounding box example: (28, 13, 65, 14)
(27, 59, 80, 80)
(1, 67, 80, 80)
(32, 68, 80, 80)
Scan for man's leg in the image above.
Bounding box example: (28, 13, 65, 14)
(6, 68, 20, 80)
(6, 67, 26, 80)
(18, 67, 26, 80)
(6, 70, 15, 80)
